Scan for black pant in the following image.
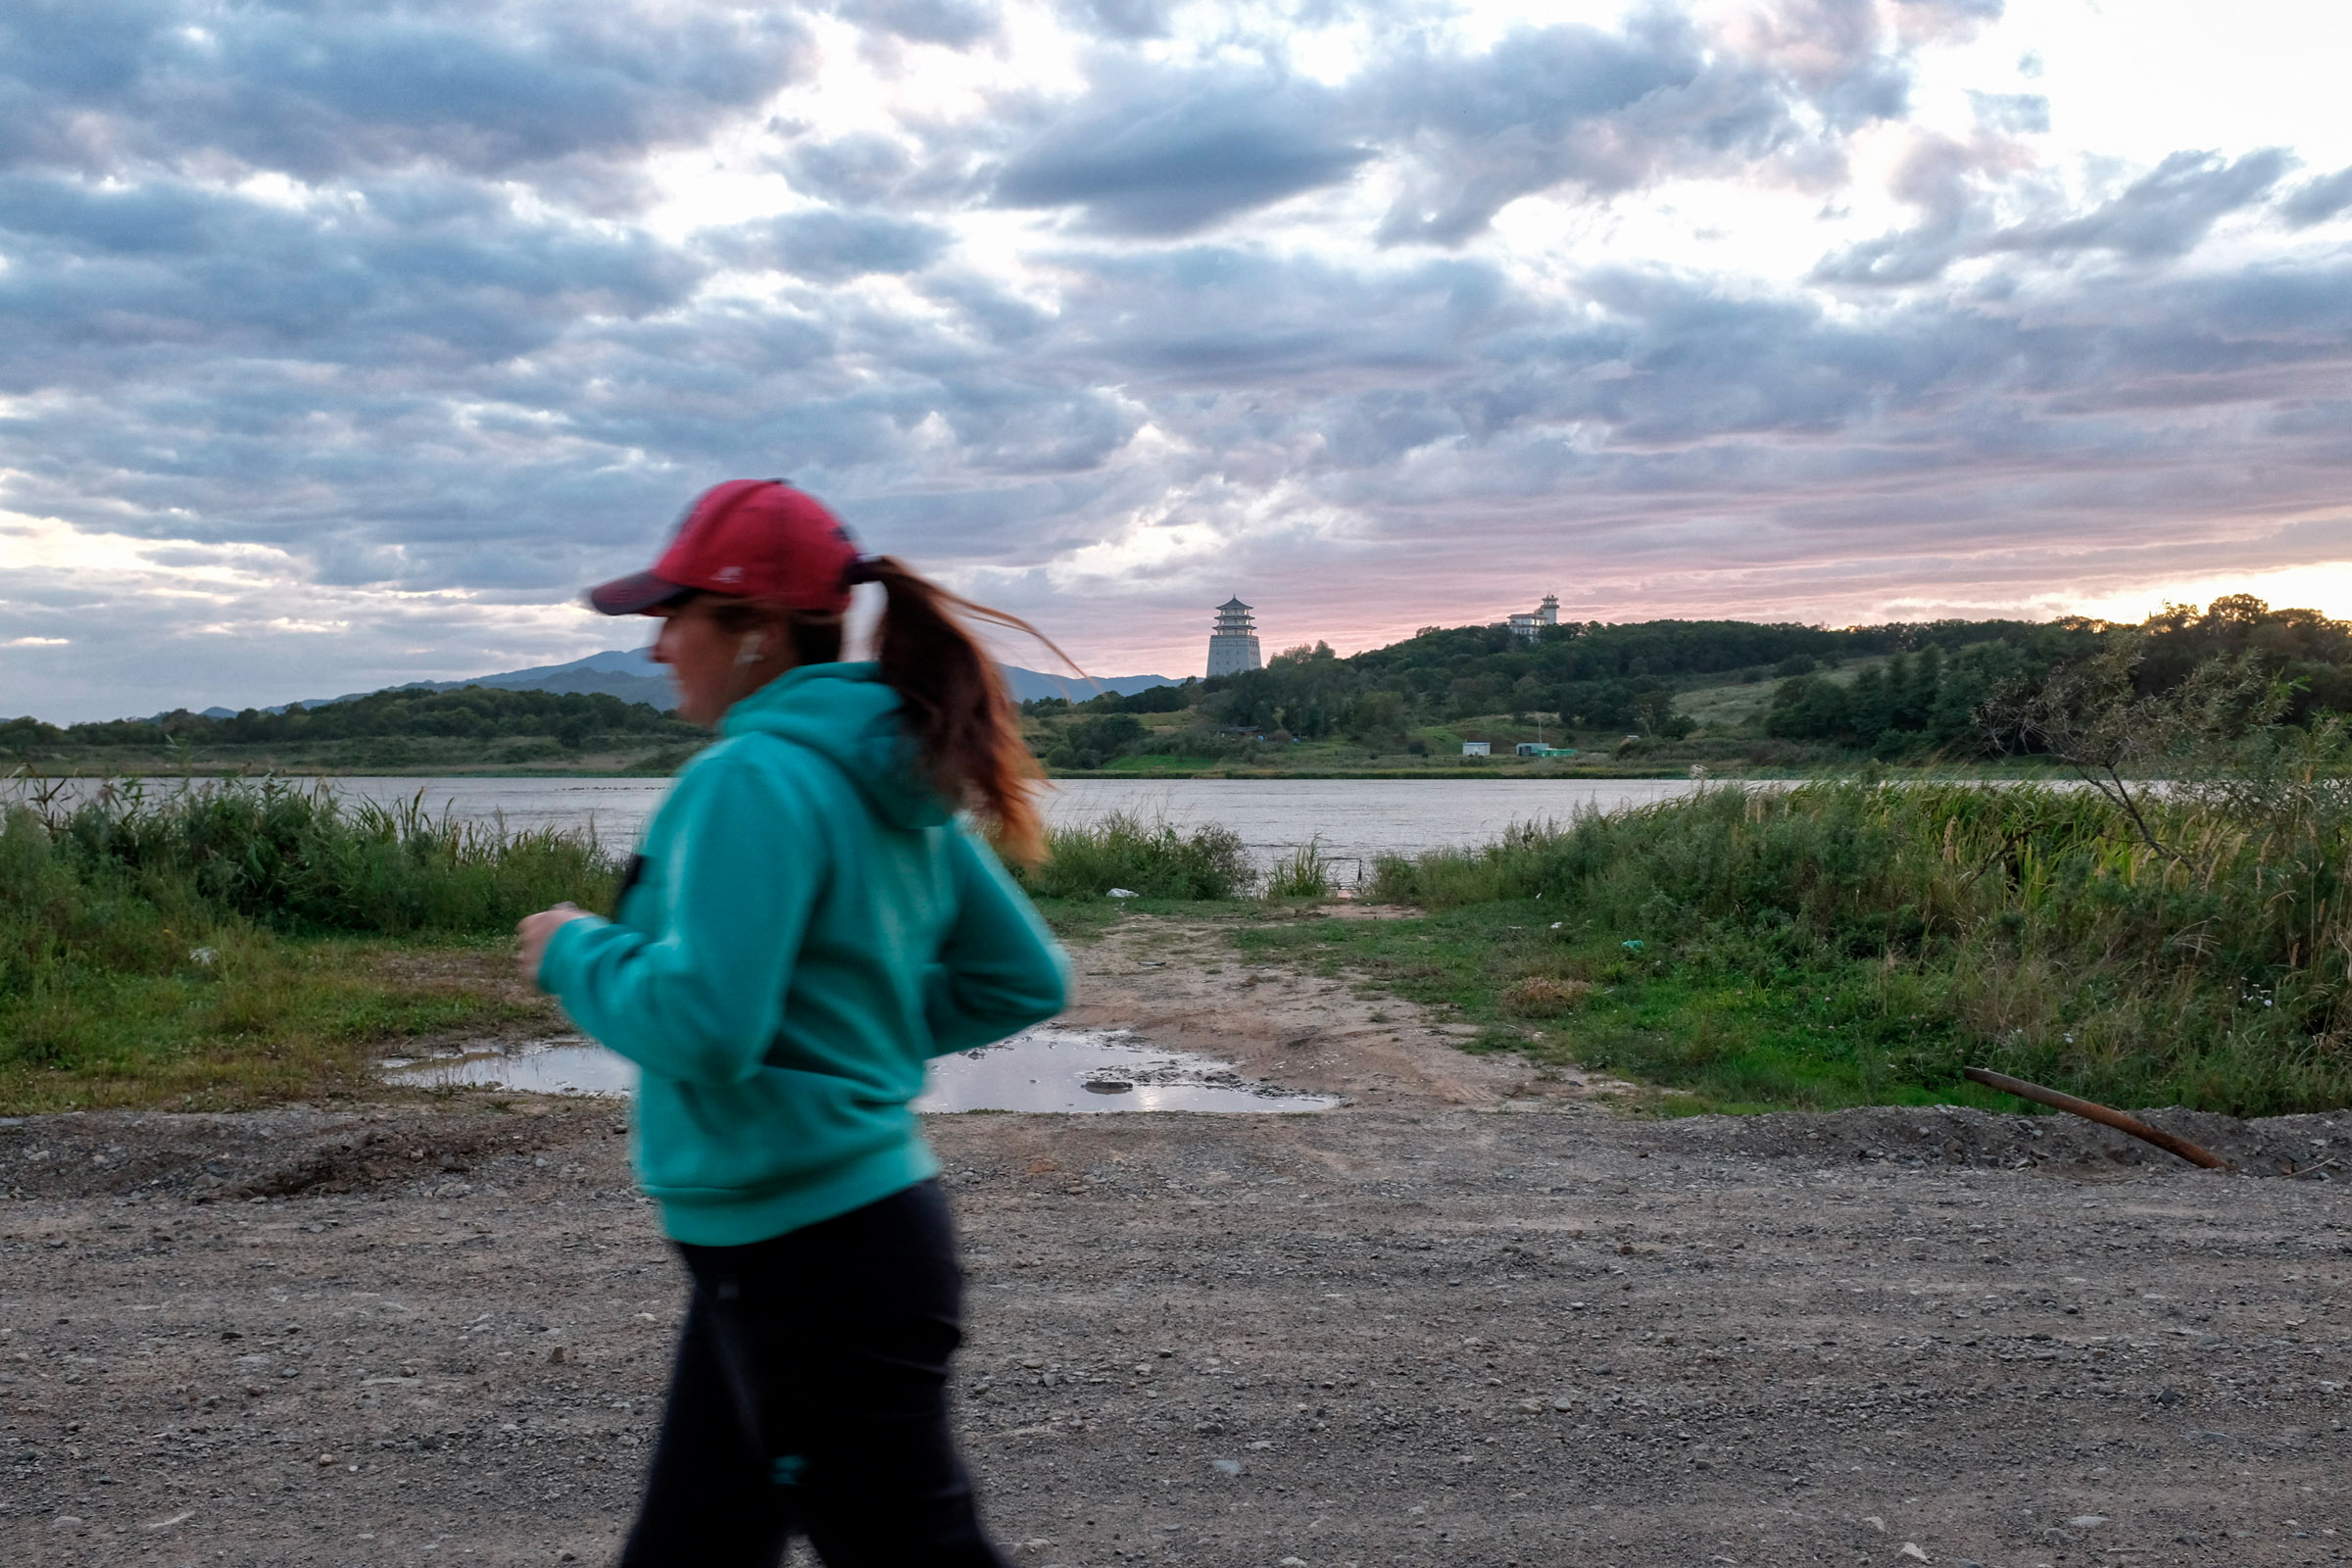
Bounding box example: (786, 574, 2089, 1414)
(618, 1180, 1009, 1568)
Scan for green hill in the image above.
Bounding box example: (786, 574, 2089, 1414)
(2, 685, 701, 775)
(14, 594, 2344, 779)
(1022, 595, 2352, 774)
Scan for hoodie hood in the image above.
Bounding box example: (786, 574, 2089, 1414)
(719, 662, 952, 830)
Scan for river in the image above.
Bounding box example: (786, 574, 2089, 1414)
(298, 775, 1727, 880)
(17, 773, 1751, 879)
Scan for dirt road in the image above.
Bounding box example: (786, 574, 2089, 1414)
(6, 915, 2352, 1566)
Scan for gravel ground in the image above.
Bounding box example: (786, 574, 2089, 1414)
(6, 1099, 2352, 1568)
(6, 913, 2352, 1566)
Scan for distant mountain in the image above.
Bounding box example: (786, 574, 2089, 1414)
(250, 648, 675, 714)
(208, 649, 1176, 716)
(999, 666, 1179, 704)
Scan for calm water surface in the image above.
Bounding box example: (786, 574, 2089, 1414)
(299, 775, 1725, 877)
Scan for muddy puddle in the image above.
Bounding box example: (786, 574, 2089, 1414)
(382, 1039, 638, 1097)
(382, 1026, 1337, 1113)
(914, 1028, 1337, 1113)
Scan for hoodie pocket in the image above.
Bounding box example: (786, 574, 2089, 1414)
(636, 1067, 911, 1196)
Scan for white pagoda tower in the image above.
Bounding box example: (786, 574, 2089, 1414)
(1206, 597, 1262, 677)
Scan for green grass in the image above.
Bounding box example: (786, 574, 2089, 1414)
(1, 777, 615, 1112)
(1230, 903, 2029, 1116)
(1243, 774, 2352, 1117)
(0, 936, 558, 1113)
(24, 762, 2350, 1123)
(0, 783, 1282, 1110)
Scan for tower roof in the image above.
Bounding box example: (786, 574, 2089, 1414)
(1217, 597, 1251, 612)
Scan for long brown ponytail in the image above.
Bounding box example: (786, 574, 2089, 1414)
(862, 557, 1070, 865)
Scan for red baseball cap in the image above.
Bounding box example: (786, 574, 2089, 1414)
(586, 479, 868, 615)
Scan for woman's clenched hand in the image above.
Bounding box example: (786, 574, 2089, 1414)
(516, 903, 592, 987)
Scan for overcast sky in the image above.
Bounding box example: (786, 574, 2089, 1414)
(3, 0, 2349, 721)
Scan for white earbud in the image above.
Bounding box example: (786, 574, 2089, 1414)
(737, 631, 763, 666)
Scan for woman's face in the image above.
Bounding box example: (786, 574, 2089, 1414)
(650, 598, 781, 727)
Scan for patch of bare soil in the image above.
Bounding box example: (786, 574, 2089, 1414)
(7, 921, 2352, 1565)
(1057, 910, 1635, 1109)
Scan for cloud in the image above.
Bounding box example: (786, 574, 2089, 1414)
(0, 172, 706, 378)
(13, 207, 2352, 716)
(785, 133, 919, 205)
(1367, 17, 1773, 245)
(1987, 147, 2291, 261)
(2281, 165, 2352, 227)
(994, 74, 1372, 235)
(1364, 4, 1933, 247)
(1968, 90, 2047, 135)
(709, 210, 952, 280)
(1819, 146, 2291, 285)
(0, 2, 811, 187)
(1809, 128, 2031, 284)
(1896, 0, 2005, 30)
(1063, 0, 1176, 40)
(1, 0, 2349, 722)
(835, 0, 1002, 48)
(996, 2, 1949, 248)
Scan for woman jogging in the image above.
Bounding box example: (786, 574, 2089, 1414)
(514, 478, 1068, 1567)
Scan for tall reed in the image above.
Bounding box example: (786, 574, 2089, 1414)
(9, 776, 618, 938)
(1, 777, 619, 1101)
(1370, 775, 2352, 1114)
(1011, 808, 1252, 901)
(1263, 836, 1334, 900)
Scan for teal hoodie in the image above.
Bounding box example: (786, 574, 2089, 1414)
(536, 662, 1069, 1246)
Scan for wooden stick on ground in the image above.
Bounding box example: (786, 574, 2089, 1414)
(1962, 1065, 2233, 1172)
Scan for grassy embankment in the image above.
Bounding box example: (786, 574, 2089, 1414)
(0, 782, 1258, 1113)
(15, 773, 2352, 1122)
(1, 780, 614, 1113)
(1233, 779, 2352, 1117)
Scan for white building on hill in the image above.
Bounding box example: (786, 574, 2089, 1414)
(1207, 598, 1263, 677)
(1509, 594, 1560, 642)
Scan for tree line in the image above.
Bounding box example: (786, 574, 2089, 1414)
(18, 596, 2347, 769)
(3, 685, 698, 756)
(1765, 597, 2352, 758)
(1028, 596, 2352, 764)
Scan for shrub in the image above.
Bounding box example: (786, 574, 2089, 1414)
(1067, 713, 1146, 760)
(1262, 837, 1331, 900)
(1012, 809, 1251, 901)
(1135, 731, 1261, 762)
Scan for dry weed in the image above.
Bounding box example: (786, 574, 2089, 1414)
(1501, 975, 1592, 1014)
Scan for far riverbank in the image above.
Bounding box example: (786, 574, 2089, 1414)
(12, 774, 1770, 880)
(8, 740, 2078, 784)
